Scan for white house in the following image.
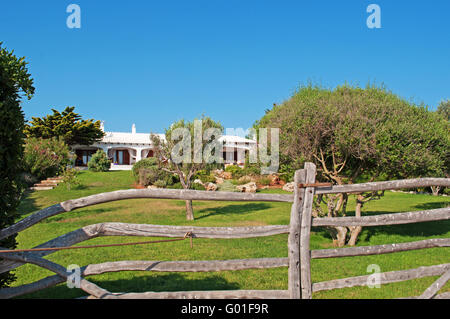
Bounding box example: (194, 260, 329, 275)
(72, 123, 257, 170)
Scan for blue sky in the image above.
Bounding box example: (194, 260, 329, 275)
(2, 0, 449, 133)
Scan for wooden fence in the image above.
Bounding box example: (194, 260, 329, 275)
(0, 162, 449, 299)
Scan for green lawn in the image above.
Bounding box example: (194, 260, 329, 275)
(8, 170, 450, 299)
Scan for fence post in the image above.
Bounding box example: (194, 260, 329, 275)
(288, 169, 306, 299)
(300, 162, 316, 299)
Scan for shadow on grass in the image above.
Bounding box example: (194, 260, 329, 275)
(195, 203, 272, 220)
(414, 201, 450, 210)
(312, 205, 450, 244)
(43, 206, 127, 223)
(18, 273, 240, 299)
(16, 190, 41, 218)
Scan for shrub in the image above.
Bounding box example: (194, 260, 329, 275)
(230, 176, 252, 185)
(168, 182, 183, 189)
(138, 168, 161, 186)
(23, 137, 73, 180)
(194, 170, 216, 184)
(153, 179, 167, 188)
(278, 163, 295, 183)
(133, 158, 174, 186)
(191, 183, 206, 191)
(164, 173, 179, 186)
(132, 158, 158, 181)
(61, 167, 81, 191)
(225, 165, 244, 178)
(88, 150, 111, 172)
(258, 176, 272, 186)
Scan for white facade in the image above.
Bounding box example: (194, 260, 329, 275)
(73, 124, 257, 170)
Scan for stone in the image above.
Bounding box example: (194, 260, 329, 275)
(282, 182, 295, 192)
(205, 182, 218, 191)
(215, 177, 224, 184)
(236, 182, 257, 193)
(193, 179, 204, 186)
(222, 172, 232, 179)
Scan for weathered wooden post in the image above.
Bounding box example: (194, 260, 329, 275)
(300, 162, 316, 299)
(288, 169, 306, 299)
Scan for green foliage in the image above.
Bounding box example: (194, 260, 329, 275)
(153, 179, 167, 188)
(138, 169, 160, 186)
(167, 182, 183, 189)
(24, 106, 104, 146)
(278, 163, 295, 183)
(0, 42, 35, 288)
(87, 150, 111, 172)
(194, 170, 216, 184)
(225, 165, 244, 178)
(437, 99, 450, 121)
(231, 176, 252, 185)
(191, 183, 206, 191)
(258, 176, 272, 186)
(61, 167, 81, 191)
(255, 83, 449, 181)
(132, 157, 158, 180)
(132, 158, 172, 186)
(23, 137, 73, 180)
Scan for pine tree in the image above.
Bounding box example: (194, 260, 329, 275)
(24, 106, 104, 146)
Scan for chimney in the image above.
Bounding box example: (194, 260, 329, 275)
(100, 121, 105, 132)
(132, 123, 136, 134)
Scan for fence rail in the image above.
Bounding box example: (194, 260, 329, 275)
(0, 163, 449, 299)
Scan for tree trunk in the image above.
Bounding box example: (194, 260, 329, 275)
(336, 226, 348, 247)
(348, 195, 363, 246)
(185, 200, 194, 221)
(327, 226, 348, 247)
(431, 186, 441, 196)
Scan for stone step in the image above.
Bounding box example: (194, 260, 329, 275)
(33, 183, 57, 187)
(30, 186, 54, 191)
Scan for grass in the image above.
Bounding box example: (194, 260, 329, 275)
(8, 170, 450, 299)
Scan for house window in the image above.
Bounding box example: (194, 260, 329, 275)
(75, 150, 97, 166)
(114, 150, 130, 165)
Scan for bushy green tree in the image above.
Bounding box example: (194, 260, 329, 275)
(255, 84, 449, 246)
(24, 106, 104, 146)
(87, 150, 111, 172)
(23, 137, 73, 180)
(0, 42, 35, 287)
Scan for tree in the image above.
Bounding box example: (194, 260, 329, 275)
(151, 116, 223, 220)
(0, 42, 35, 287)
(255, 84, 449, 246)
(24, 106, 104, 146)
(437, 99, 450, 121)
